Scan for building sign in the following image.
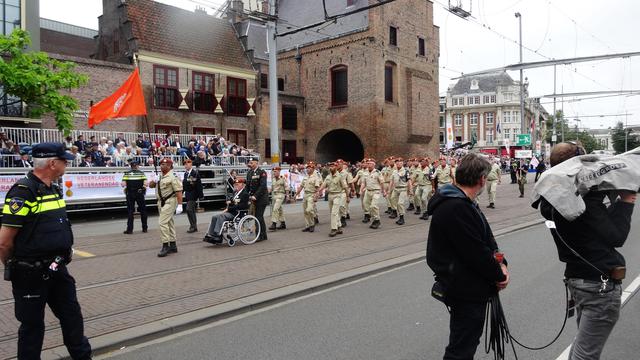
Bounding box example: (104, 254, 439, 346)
(517, 134, 531, 146)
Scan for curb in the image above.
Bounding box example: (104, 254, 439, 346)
(41, 219, 544, 360)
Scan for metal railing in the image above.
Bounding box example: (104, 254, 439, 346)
(0, 154, 259, 168)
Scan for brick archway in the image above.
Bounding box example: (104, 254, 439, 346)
(316, 129, 364, 164)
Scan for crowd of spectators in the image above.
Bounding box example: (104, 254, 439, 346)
(0, 131, 258, 168)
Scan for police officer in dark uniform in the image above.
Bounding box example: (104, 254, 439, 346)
(122, 159, 148, 234)
(0, 143, 92, 360)
(182, 159, 203, 233)
(246, 157, 268, 241)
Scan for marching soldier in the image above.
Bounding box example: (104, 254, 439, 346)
(269, 166, 288, 231)
(413, 157, 435, 220)
(434, 158, 454, 190)
(351, 161, 369, 213)
(382, 158, 394, 214)
(388, 158, 411, 225)
(449, 158, 458, 186)
(407, 159, 417, 212)
(122, 159, 148, 234)
(316, 162, 348, 237)
(337, 160, 354, 228)
(182, 159, 203, 233)
(296, 162, 322, 232)
(0, 143, 92, 359)
(361, 158, 387, 229)
(486, 157, 502, 208)
(246, 157, 268, 241)
(149, 158, 183, 257)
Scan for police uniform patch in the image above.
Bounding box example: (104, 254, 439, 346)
(9, 197, 25, 214)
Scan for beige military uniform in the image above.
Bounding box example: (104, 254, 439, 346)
(486, 163, 501, 204)
(409, 165, 418, 206)
(156, 170, 183, 244)
(270, 175, 287, 224)
(413, 166, 434, 211)
(301, 173, 321, 228)
(390, 167, 410, 216)
(322, 172, 348, 231)
(388, 168, 399, 211)
(363, 169, 384, 221)
(339, 168, 353, 219)
(382, 166, 393, 210)
(435, 165, 453, 186)
(352, 168, 369, 212)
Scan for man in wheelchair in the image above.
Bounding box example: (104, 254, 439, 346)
(203, 178, 249, 244)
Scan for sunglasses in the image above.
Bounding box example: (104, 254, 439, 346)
(566, 141, 586, 156)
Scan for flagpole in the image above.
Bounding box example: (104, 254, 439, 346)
(133, 54, 158, 176)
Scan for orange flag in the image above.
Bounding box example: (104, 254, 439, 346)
(88, 68, 147, 128)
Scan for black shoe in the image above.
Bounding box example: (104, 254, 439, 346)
(420, 212, 430, 220)
(168, 241, 178, 253)
(385, 207, 391, 214)
(157, 243, 170, 257)
(389, 210, 397, 219)
(269, 222, 277, 231)
(203, 234, 222, 244)
(407, 204, 415, 211)
(346, 213, 351, 220)
(336, 227, 343, 235)
(315, 217, 319, 225)
(187, 228, 197, 233)
(142, 228, 148, 233)
(396, 215, 405, 225)
(278, 222, 287, 230)
(340, 217, 347, 228)
(257, 235, 268, 242)
(123, 230, 132, 234)
(329, 229, 338, 237)
(302, 227, 310, 232)
(519, 194, 524, 198)
(369, 219, 381, 229)
(487, 203, 495, 209)
(414, 206, 422, 215)
(309, 226, 315, 233)
(362, 214, 371, 223)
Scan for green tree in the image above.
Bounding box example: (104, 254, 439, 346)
(611, 121, 640, 154)
(0, 29, 87, 135)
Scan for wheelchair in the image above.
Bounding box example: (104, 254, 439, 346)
(217, 210, 261, 247)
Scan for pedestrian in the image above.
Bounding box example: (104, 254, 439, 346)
(122, 159, 148, 234)
(338, 160, 354, 227)
(268, 166, 288, 231)
(535, 142, 636, 360)
(296, 162, 322, 232)
(486, 157, 501, 208)
(316, 162, 348, 237)
(516, 160, 528, 198)
(226, 169, 238, 201)
(426, 153, 510, 360)
(149, 158, 183, 257)
(203, 178, 249, 244)
(361, 158, 386, 229)
(246, 157, 268, 241)
(0, 143, 92, 359)
(183, 159, 203, 233)
(534, 157, 546, 182)
(510, 159, 518, 184)
(388, 158, 411, 225)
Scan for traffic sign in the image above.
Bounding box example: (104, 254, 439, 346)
(517, 134, 531, 146)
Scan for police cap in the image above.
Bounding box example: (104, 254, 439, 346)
(32, 142, 75, 160)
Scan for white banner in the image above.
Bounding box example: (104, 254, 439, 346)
(515, 150, 533, 159)
(446, 116, 454, 149)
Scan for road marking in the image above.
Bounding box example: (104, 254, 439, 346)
(73, 250, 95, 258)
(554, 273, 640, 360)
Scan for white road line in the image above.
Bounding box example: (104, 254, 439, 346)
(554, 273, 640, 360)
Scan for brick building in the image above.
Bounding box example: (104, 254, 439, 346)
(241, 0, 440, 163)
(92, 0, 258, 148)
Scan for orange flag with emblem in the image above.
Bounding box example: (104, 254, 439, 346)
(88, 68, 147, 128)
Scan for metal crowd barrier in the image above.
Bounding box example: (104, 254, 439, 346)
(0, 154, 259, 168)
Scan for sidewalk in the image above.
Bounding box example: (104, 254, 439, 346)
(0, 174, 541, 359)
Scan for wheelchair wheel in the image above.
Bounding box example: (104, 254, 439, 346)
(238, 215, 260, 244)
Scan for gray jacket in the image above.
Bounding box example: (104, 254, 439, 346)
(532, 147, 640, 221)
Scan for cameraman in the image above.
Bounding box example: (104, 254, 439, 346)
(427, 153, 509, 359)
(537, 142, 636, 359)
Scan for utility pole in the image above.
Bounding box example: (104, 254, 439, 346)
(267, 0, 280, 164)
(515, 12, 526, 145)
(625, 111, 628, 152)
(552, 64, 557, 146)
(561, 84, 565, 142)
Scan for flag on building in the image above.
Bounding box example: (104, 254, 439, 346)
(88, 68, 147, 128)
(496, 118, 501, 133)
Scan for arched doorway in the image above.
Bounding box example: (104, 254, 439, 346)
(316, 129, 365, 163)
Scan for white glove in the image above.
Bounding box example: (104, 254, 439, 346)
(176, 204, 183, 215)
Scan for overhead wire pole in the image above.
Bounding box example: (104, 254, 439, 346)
(553, 64, 557, 146)
(267, 0, 280, 164)
(515, 12, 526, 142)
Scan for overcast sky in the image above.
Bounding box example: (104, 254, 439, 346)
(41, 0, 639, 129)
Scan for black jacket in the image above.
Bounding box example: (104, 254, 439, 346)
(227, 187, 249, 216)
(537, 192, 634, 282)
(426, 184, 506, 302)
(183, 168, 203, 201)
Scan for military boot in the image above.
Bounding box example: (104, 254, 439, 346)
(362, 214, 371, 223)
(329, 229, 338, 237)
(269, 222, 277, 231)
(168, 241, 178, 253)
(385, 207, 392, 214)
(308, 225, 315, 233)
(278, 222, 287, 230)
(340, 217, 347, 228)
(414, 206, 422, 215)
(157, 243, 170, 257)
(407, 203, 415, 211)
(487, 203, 495, 209)
(389, 210, 397, 219)
(420, 211, 430, 220)
(315, 216, 319, 225)
(346, 213, 351, 220)
(396, 215, 405, 225)
(369, 219, 381, 229)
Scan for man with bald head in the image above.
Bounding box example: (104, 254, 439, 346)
(537, 141, 637, 359)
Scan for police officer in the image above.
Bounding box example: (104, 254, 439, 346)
(296, 162, 321, 232)
(149, 158, 183, 257)
(122, 159, 148, 234)
(0, 143, 92, 359)
(389, 158, 411, 225)
(182, 159, 203, 233)
(246, 157, 268, 241)
(268, 166, 287, 231)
